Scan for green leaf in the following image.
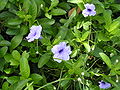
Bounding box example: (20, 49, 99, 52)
(38, 18, 55, 25)
(0, 46, 8, 57)
(0, 40, 11, 46)
(64, 10, 76, 27)
(74, 54, 88, 68)
(2, 81, 9, 90)
(7, 76, 19, 85)
(67, 0, 83, 3)
(49, 0, 59, 10)
(99, 52, 112, 68)
(103, 10, 112, 26)
(12, 50, 21, 60)
(7, 18, 22, 26)
(55, 26, 68, 40)
(108, 21, 120, 32)
(29, 0, 37, 21)
(98, 32, 110, 41)
(30, 73, 43, 84)
(6, 29, 19, 35)
(10, 35, 23, 51)
(0, 0, 8, 11)
(20, 51, 30, 78)
(53, 36, 61, 45)
(22, 0, 30, 13)
(80, 31, 90, 42)
(83, 21, 92, 30)
(4, 54, 19, 66)
(50, 8, 66, 16)
(20, 25, 28, 35)
(58, 2, 71, 10)
(83, 42, 91, 53)
(38, 53, 51, 68)
(9, 79, 29, 90)
(0, 58, 6, 71)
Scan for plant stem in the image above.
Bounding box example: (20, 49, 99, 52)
(36, 78, 74, 90)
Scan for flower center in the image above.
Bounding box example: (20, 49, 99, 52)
(33, 32, 37, 36)
(59, 49, 63, 53)
(87, 9, 92, 11)
(101, 81, 106, 84)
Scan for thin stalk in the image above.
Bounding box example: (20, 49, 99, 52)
(57, 66, 64, 90)
(36, 78, 74, 90)
(24, 82, 34, 90)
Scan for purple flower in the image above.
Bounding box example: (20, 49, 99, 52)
(99, 81, 111, 89)
(26, 25, 42, 42)
(82, 3, 96, 17)
(51, 42, 72, 63)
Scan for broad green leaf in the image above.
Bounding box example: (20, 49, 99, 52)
(9, 79, 29, 90)
(53, 36, 61, 45)
(83, 42, 91, 53)
(12, 50, 21, 60)
(64, 10, 76, 27)
(64, 61, 73, 69)
(38, 53, 51, 68)
(80, 31, 90, 42)
(55, 26, 68, 40)
(22, 0, 30, 13)
(2, 81, 9, 90)
(30, 73, 43, 84)
(0, 0, 8, 11)
(6, 29, 19, 35)
(7, 76, 19, 85)
(91, 47, 103, 57)
(0, 40, 11, 46)
(98, 32, 110, 41)
(114, 62, 120, 70)
(74, 54, 88, 68)
(0, 58, 6, 71)
(4, 54, 19, 66)
(111, 29, 120, 36)
(29, 0, 37, 21)
(45, 13, 52, 19)
(20, 25, 28, 35)
(103, 10, 112, 26)
(50, 8, 66, 16)
(108, 21, 120, 32)
(20, 51, 30, 78)
(0, 34, 4, 41)
(49, 0, 59, 10)
(10, 35, 23, 51)
(99, 52, 112, 68)
(38, 18, 55, 25)
(58, 2, 71, 10)
(0, 46, 8, 57)
(67, 0, 83, 3)
(7, 18, 22, 26)
(83, 21, 92, 30)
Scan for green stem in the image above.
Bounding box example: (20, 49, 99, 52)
(24, 82, 34, 90)
(57, 66, 64, 90)
(36, 78, 74, 90)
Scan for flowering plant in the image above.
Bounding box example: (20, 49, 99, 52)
(0, 0, 120, 90)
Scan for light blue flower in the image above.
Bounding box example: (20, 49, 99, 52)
(26, 25, 42, 42)
(82, 3, 96, 17)
(51, 42, 72, 63)
(99, 81, 111, 89)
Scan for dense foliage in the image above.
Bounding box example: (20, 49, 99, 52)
(0, 0, 120, 90)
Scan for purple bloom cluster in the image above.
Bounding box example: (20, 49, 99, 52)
(99, 81, 111, 89)
(51, 42, 72, 63)
(26, 25, 42, 42)
(82, 3, 96, 17)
